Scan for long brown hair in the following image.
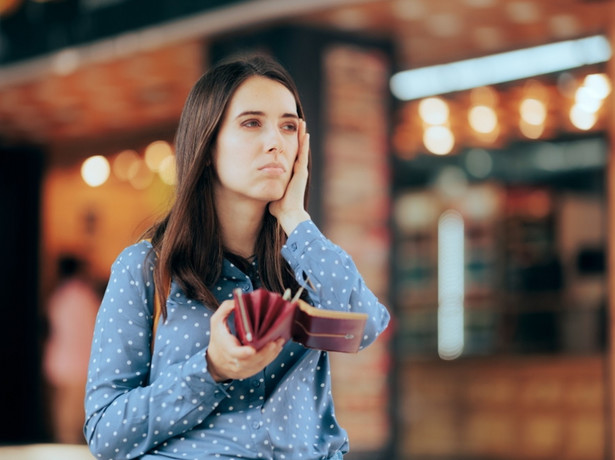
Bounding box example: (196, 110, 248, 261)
(144, 54, 310, 318)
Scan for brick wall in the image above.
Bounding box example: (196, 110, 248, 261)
(320, 44, 393, 455)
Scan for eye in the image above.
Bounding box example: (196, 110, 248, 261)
(242, 119, 261, 128)
(281, 122, 298, 132)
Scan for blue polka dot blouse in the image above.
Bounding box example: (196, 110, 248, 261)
(84, 220, 390, 459)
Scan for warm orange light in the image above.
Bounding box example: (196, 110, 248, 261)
(520, 98, 546, 126)
(0, 0, 22, 17)
(470, 86, 498, 107)
(145, 140, 174, 172)
(519, 120, 545, 139)
(112, 149, 140, 181)
(519, 97, 546, 139)
(569, 105, 597, 131)
(128, 158, 154, 190)
(418, 97, 449, 125)
(81, 155, 110, 187)
(423, 126, 454, 155)
(584, 73, 611, 100)
(158, 155, 177, 186)
(575, 86, 602, 113)
(468, 105, 497, 134)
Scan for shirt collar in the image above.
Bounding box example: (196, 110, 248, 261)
(220, 257, 259, 282)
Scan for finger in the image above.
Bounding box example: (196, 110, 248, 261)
(299, 133, 310, 166)
(215, 299, 236, 319)
(234, 344, 257, 360)
(296, 123, 309, 169)
(210, 300, 234, 330)
(212, 300, 256, 357)
(290, 137, 309, 189)
(254, 338, 284, 363)
(228, 339, 284, 380)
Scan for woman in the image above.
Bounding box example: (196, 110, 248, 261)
(84, 54, 390, 460)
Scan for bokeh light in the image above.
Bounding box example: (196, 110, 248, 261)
(423, 126, 455, 155)
(145, 140, 173, 172)
(112, 149, 140, 182)
(81, 155, 110, 187)
(158, 154, 177, 185)
(418, 97, 450, 125)
(468, 105, 498, 134)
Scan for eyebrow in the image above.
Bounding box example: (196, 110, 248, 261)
(236, 111, 299, 120)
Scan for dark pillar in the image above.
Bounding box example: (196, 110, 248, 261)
(0, 144, 46, 443)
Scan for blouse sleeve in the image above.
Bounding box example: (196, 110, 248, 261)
(281, 220, 390, 350)
(84, 243, 230, 460)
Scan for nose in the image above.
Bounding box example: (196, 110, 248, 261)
(265, 126, 284, 154)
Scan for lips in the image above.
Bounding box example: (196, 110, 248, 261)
(258, 162, 286, 174)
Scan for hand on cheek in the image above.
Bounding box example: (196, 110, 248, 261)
(268, 120, 311, 235)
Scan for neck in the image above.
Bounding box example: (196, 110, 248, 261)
(215, 194, 265, 259)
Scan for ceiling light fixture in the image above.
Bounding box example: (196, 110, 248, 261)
(390, 35, 611, 101)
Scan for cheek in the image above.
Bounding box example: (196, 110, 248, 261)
(214, 136, 242, 170)
(212, 145, 234, 181)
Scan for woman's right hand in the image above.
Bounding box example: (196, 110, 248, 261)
(268, 119, 311, 236)
(205, 299, 284, 382)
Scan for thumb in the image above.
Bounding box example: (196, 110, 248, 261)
(212, 299, 236, 327)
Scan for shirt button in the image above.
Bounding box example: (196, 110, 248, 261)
(252, 421, 260, 430)
(252, 380, 260, 388)
(242, 285, 249, 291)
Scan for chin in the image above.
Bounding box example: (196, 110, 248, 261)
(257, 188, 286, 202)
(264, 193, 285, 203)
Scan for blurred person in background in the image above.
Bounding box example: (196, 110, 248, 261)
(84, 54, 390, 459)
(43, 254, 100, 444)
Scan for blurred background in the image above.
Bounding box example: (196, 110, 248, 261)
(0, 0, 613, 459)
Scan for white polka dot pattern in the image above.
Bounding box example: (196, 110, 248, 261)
(84, 220, 389, 459)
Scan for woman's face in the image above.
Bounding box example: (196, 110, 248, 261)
(213, 76, 300, 208)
